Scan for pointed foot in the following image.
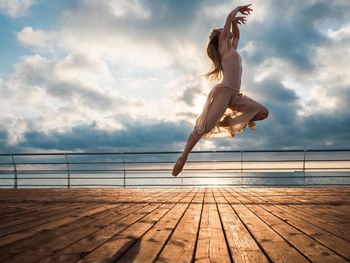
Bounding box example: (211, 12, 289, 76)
(172, 156, 187, 176)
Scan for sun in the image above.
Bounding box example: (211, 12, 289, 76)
(193, 96, 207, 115)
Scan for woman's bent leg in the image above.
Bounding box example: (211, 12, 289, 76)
(225, 95, 269, 130)
(251, 107, 269, 121)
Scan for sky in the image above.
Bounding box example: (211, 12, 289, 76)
(0, 0, 349, 153)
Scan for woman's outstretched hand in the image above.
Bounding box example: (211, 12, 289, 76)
(236, 4, 253, 16)
(234, 16, 247, 25)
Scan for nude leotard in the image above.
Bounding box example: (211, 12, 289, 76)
(220, 48, 242, 91)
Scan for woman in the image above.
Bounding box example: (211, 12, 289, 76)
(172, 4, 269, 176)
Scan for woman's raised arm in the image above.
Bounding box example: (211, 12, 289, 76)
(219, 8, 239, 50)
(219, 4, 252, 50)
(231, 16, 246, 49)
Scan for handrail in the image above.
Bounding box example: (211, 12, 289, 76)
(0, 149, 349, 188)
(0, 148, 349, 156)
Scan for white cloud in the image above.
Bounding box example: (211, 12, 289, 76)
(54, 52, 112, 83)
(0, 0, 35, 17)
(17, 26, 52, 48)
(0, 53, 144, 145)
(327, 23, 350, 41)
(82, 0, 151, 19)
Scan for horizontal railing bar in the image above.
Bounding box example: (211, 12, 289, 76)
(0, 171, 348, 176)
(2, 167, 349, 173)
(1, 148, 349, 157)
(4, 159, 350, 166)
(127, 175, 350, 179)
(0, 172, 350, 176)
(1, 184, 349, 188)
(7, 184, 72, 188)
(2, 175, 349, 180)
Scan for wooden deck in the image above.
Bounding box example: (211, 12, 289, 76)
(0, 188, 349, 263)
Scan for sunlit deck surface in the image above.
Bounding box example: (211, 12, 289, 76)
(0, 188, 349, 263)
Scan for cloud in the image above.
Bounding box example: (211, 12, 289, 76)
(1, 0, 350, 153)
(0, 0, 35, 17)
(16, 27, 52, 48)
(18, 115, 193, 152)
(82, 0, 151, 19)
(0, 53, 145, 149)
(176, 84, 206, 107)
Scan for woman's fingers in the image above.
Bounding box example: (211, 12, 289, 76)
(235, 16, 246, 25)
(238, 4, 253, 15)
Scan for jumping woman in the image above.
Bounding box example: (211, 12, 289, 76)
(172, 4, 269, 176)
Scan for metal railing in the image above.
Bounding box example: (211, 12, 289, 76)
(0, 149, 349, 188)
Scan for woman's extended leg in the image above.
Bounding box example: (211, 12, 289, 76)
(172, 88, 232, 176)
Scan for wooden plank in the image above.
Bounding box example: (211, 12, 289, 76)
(213, 189, 269, 263)
(193, 188, 231, 263)
(1, 204, 119, 257)
(0, 203, 43, 216)
(235, 188, 350, 259)
(4, 190, 176, 263)
(260, 204, 350, 260)
(0, 189, 163, 240)
(222, 188, 309, 263)
(110, 190, 198, 263)
(35, 190, 186, 263)
(0, 203, 132, 260)
(246, 204, 347, 263)
(0, 189, 165, 260)
(306, 205, 350, 220)
(74, 189, 197, 263)
(0, 203, 109, 246)
(236, 188, 350, 205)
(238, 188, 350, 221)
(274, 204, 350, 241)
(155, 189, 204, 262)
(0, 203, 80, 230)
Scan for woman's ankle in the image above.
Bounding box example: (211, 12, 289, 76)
(181, 153, 188, 159)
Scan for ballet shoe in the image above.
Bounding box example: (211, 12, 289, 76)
(172, 155, 187, 176)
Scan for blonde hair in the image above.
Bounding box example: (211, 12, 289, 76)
(205, 29, 223, 80)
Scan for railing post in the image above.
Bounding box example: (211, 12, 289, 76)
(240, 151, 244, 187)
(122, 153, 126, 188)
(303, 150, 307, 187)
(11, 154, 18, 189)
(65, 154, 70, 189)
